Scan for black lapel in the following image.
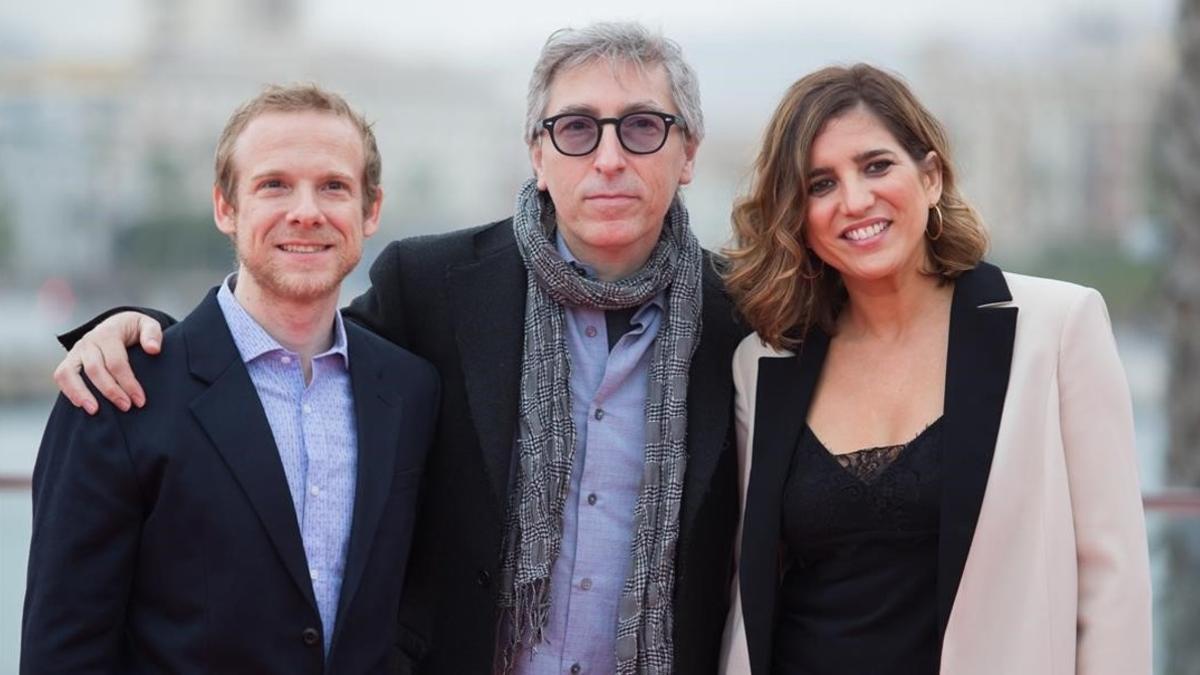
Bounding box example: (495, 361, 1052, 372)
(740, 330, 830, 675)
(937, 262, 1017, 640)
(679, 272, 737, 536)
(333, 325, 403, 633)
(446, 222, 526, 506)
(183, 291, 317, 612)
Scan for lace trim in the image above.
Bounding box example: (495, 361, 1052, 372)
(835, 445, 904, 484)
(831, 418, 942, 485)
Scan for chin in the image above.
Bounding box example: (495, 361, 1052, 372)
(272, 279, 339, 303)
(840, 256, 925, 286)
(257, 265, 350, 303)
(585, 219, 658, 245)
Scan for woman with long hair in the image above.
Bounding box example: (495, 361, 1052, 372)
(719, 64, 1151, 674)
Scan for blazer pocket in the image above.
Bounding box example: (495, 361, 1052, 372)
(390, 466, 423, 494)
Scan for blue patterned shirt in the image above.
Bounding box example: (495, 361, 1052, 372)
(513, 239, 664, 675)
(216, 276, 357, 655)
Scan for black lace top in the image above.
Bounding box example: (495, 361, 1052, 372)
(773, 418, 943, 675)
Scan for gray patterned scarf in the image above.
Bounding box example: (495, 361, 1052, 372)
(498, 178, 703, 674)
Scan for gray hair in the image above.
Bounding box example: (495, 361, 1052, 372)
(524, 22, 705, 146)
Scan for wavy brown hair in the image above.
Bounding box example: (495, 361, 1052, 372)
(723, 64, 988, 349)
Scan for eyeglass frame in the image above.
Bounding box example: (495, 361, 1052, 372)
(539, 111, 688, 157)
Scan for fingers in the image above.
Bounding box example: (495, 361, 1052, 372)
(137, 316, 163, 355)
(52, 350, 99, 416)
(99, 335, 145, 409)
(79, 340, 135, 412)
(81, 310, 155, 410)
(51, 310, 158, 415)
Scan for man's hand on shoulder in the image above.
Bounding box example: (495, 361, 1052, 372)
(53, 311, 163, 415)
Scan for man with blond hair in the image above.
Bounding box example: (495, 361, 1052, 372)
(23, 84, 439, 673)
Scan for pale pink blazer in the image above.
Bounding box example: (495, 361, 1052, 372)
(720, 266, 1151, 675)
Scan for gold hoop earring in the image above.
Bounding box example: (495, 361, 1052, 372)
(927, 204, 944, 241)
(800, 252, 824, 281)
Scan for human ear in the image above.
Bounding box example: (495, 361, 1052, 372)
(920, 151, 943, 205)
(213, 184, 237, 235)
(530, 142, 547, 190)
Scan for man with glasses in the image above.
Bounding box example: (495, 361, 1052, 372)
(51, 22, 743, 674)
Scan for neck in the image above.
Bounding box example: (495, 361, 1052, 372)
(232, 271, 340, 381)
(839, 269, 951, 342)
(559, 234, 657, 282)
(579, 249, 653, 282)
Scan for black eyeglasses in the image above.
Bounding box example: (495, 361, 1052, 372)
(540, 112, 687, 156)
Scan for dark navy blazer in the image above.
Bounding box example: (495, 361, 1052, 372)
(22, 289, 439, 674)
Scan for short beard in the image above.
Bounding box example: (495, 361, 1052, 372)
(235, 245, 360, 304)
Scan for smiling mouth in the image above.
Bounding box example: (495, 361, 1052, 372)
(277, 244, 332, 253)
(843, 220, 891, 241)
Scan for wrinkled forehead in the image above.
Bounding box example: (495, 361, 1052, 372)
(544, 57, 675, 116)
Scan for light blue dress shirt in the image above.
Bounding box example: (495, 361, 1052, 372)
(514, 239, 665, 675)
(216, 276, 358, 655)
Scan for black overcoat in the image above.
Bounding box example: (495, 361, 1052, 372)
(346, 219, 745, 673)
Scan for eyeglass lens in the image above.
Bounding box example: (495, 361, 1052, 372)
(552, 114, 669, 155)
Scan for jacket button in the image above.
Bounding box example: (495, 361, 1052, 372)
(477, 570, 491, 588)
(301, 627, 321, 646)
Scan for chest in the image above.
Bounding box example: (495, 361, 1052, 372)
(807, 327, 947, 455)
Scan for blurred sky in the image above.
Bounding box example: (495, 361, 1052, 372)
(3, 0, 1178, 62)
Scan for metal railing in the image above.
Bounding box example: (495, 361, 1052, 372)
(4, 474, 1200, 513)
(1143, 490, 1200, 514)
(0, 475, 30, 490)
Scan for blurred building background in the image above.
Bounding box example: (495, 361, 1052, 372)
(1, 0, 1195, 671)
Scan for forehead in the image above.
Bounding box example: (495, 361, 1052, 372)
(232, 111, 364, 175)
(544, 58, 676, 115)
(809, 105, 901, 161)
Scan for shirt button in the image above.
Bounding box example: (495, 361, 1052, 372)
(584, 326, 598, 338)
(580, 578, 592, 591)
(593, 409, 605, 421)
(302, 404, 312, 414)
(310, 568, 320, 581)
(570, 663, 582, 674)
(281, 355, 292, 364)
(310, 485, 320, 497)
(587, 493, 598, 506)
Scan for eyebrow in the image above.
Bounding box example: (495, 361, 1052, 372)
(322, 171, 358, 184)
(551, 100, 670, 118)
(247, 169, 358, 184)
(806, 148, 895, 180)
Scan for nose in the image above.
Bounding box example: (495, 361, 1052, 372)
(288, 185, 325, 227)
(840, 175, 875, 215)
(591, 124, 628, 175)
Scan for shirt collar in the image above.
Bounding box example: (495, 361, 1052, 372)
(553, 232, 668, 317)
(216, 273, 350, 367)
(554, 230, 595, 280)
